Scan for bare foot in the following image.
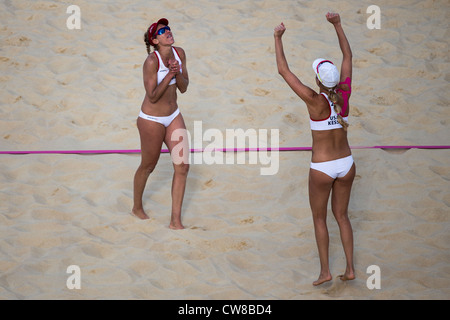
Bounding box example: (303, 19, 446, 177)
(169, 222, 185, 230)
(338, 270, 355, 282)
(169, 216, 185, 230)
(313, 272, 332, 286)
(131, 208, 149, 220)
(169, 212, 184, 230)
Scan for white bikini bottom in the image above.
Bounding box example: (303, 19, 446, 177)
(310, 155, 354, 179)
(139, 108, 180, 127)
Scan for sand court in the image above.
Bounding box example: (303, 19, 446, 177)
(1, 149, 448, 299)
(1, 0, 449, 299)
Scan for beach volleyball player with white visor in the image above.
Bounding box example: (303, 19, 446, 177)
(274, 12, 355, 286)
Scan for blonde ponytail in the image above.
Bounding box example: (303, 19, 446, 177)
(328, 87, 349, 131)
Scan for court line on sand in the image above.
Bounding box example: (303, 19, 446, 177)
(0, 145, 449, 155)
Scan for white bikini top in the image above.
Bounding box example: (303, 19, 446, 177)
(154, 47, 182, 86)
(310, 92, 348, 131)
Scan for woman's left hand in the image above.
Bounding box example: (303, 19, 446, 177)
(274, 22, 286, 38)
(169, 59, 180, 75)
(326, 12, 341, 25)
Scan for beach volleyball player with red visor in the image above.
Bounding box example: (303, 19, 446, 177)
(132, 18, 190, 230)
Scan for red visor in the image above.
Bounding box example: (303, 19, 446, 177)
(148, 18, 169, 39)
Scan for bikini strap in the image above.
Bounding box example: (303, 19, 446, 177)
(172, 47, 181, 60)
(153, 51, 160, 70)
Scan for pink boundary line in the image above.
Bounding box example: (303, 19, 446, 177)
(0, 145, 449, 155)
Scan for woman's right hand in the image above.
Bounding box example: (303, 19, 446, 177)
(168, 58, 180, 75)
(274, 22, 286, 38)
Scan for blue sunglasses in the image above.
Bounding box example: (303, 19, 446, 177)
(156, 26, 171, 36)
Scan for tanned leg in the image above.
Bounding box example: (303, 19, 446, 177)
(331, 163, 356, 282)
(309, 168, 335, 286)
(164, 113, 190, 229)
(132, 117, 165, 220)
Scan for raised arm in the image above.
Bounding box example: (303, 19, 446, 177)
(326, 13, 352, 82)
(274, 23, 316, 105)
